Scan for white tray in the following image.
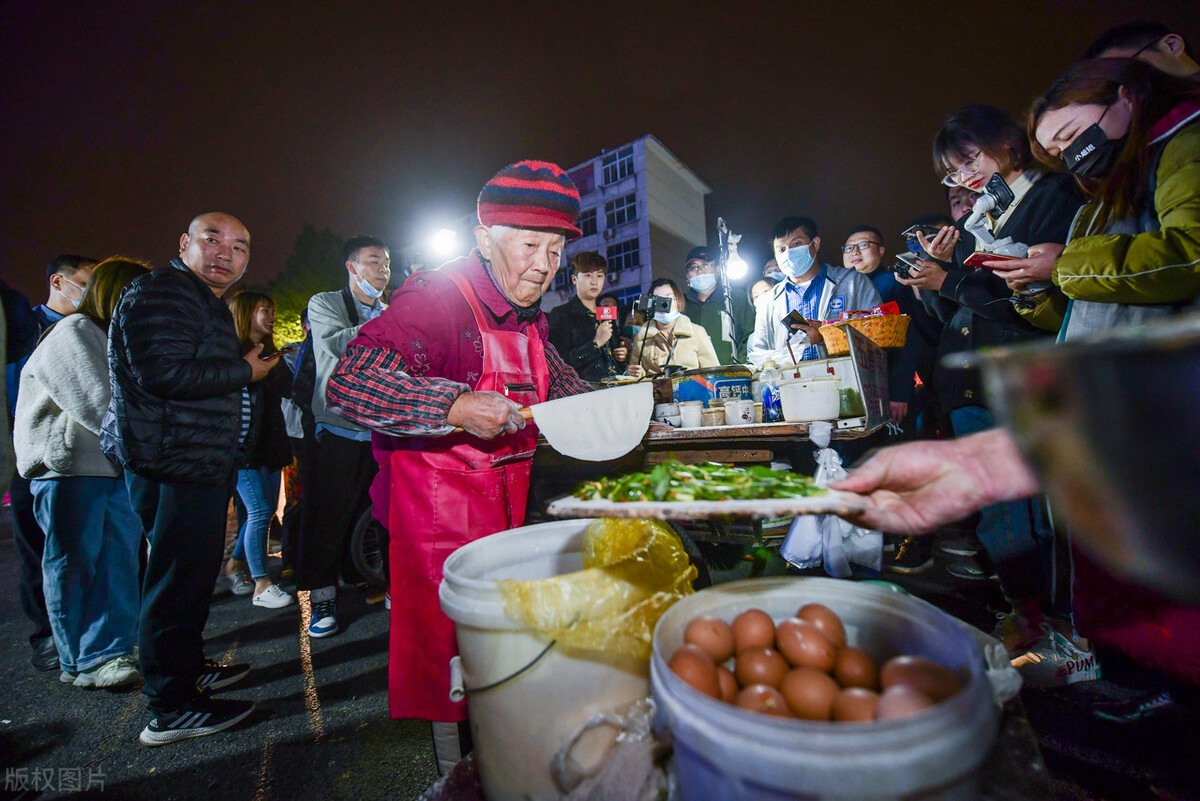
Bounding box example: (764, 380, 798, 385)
(544, 491, 865, 521)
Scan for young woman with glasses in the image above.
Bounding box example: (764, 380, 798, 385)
(900, 104, 1086, 653)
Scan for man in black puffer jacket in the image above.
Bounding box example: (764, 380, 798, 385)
(103, 212, 277, 746)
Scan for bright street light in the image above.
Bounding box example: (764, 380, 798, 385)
(428, 228, 459, 258)
(725, 233, 748, 280)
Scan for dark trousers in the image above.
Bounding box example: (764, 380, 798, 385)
(8, 473, 52, 646)
(295, 431, 376, 591)
(126, 471, 231, 716)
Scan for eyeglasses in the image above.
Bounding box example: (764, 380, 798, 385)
(941, 152, 984, 187)
(684, 261, 714, 276)
(840, 242, 880, 254)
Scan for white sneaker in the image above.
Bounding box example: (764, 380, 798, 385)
(229, 569, 254, 596)
(252, 584, 294, 609)
(74, 654, 141, 689)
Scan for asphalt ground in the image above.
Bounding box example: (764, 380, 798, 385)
(0, 507, 438, 801)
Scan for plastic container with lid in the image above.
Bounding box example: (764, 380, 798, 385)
(651, 577, 1001, 800)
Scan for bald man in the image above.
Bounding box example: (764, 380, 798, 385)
(103, 213, 277, 746)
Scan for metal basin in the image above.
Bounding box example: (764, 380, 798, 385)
(965, 312, 1200, 602)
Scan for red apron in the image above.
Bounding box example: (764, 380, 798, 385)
(386, 269, 549, 721)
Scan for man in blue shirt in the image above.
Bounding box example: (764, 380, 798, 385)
(7, 255, 96, 672)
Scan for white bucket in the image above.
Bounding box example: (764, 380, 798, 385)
(440, 519, 651, 801)
(651, 577, 999, 800)
(779, 377, 841, 421)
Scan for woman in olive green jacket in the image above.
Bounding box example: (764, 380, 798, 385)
(998, 58, 1200, 338)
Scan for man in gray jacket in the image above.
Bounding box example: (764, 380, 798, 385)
(297, 236, 390, 639)
(747, 215, 882, 368)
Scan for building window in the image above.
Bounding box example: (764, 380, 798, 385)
(577, 208, 597, 237)
(604, 194, 637, 229)
(601, 146, 635, 185)
(569, 165, 595, 196)
(607, 238, 640, 272)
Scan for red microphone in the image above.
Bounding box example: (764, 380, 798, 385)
(595, 305, 618, 321)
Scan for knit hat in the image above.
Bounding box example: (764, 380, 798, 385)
(477, 160, 582, 239)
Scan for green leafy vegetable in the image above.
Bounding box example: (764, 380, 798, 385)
(573, 460, 824, 503)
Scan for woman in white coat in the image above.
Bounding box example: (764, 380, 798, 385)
(14, 258, 149, 688)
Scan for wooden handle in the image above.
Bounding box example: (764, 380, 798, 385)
(450, 407, 533, 435)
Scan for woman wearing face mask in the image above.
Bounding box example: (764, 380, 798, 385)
(1011, 58, 1200, 693)
(628, 278, 719, 377)
(1006, 58, 1200, 338)
(220, 292, 295, 609)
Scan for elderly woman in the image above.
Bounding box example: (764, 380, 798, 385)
(326, 160, 593, 773)
(628, 278, 719, 377)
(14, 257, 149, 689)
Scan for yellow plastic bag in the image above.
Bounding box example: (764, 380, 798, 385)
(498, 519, 697, 661)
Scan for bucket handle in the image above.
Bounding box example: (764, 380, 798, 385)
(447, 639, 557, 702)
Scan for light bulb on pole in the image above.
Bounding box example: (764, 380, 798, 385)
(428, 228, 459, 259)
(726, 233, 748, 281)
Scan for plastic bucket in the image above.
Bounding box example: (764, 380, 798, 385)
(651, 577, 999, 800)
(440, 519, 651, 801)
(779, 377, 841, 421)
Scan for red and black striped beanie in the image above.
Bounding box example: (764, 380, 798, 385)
(477, 160, 582, 239)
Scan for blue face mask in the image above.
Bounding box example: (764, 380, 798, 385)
(355, 274, 384, 300)
(654, 310, 681, 326)
(779, 244, 815, 278)
(688, 273, 717, 294)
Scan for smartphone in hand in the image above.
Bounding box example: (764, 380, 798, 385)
(260, 342, 300, 360)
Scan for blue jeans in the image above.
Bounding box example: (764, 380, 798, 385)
(31, 475, 142, 673)
(232, 467, 280, 580)
(950, 406, 1054, 603)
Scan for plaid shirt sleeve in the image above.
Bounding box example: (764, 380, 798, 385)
(545, 341, 593, 399)
(327, 343, 469, 436)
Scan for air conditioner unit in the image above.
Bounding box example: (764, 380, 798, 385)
(603, 229, 616, 241)
(607, 272, 620, 284)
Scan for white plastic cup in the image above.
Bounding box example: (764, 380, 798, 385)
(679, 404, 703, 428)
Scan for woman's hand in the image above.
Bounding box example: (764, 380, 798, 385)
(916, 227, 960, 262)
(625, 364, 645, 379)
(896, 259, 948, 291)
(986, 243, 1063, 291)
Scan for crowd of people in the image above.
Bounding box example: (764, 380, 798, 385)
(1, 18, 1198, 776)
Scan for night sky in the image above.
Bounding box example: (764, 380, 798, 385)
(3, 1, 1197, 302)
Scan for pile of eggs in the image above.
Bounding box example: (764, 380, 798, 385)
(667, 603, 962, 722)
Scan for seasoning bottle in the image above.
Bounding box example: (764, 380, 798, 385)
(760, 360, 784, 423)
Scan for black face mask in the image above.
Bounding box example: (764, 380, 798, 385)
(1062, 105, 1125, 179)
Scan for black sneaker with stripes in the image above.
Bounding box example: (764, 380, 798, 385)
(195, 659, 251, 691)
(139, 696, 255, 746)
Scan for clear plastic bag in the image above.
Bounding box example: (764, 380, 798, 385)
(498, 519, 697, 661)
(780, 421, 882, 576)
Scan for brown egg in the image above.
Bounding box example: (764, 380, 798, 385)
(879, 655, 962, 702)
(779, 667, 840, 721)
(832, 687, 880, 722)
(668, 644, 721, 698)
(717, 665, 739, 703)
(833, 646, 879, 690)
(797, 603, 847, 648)
(875, 685, 936, 720)
(776, 618, 836, 673)
(735, 647, 789, 689)
(684, 615, 737, 663)
(731, 608, 776, 652)
(735, 684, 791, 717)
